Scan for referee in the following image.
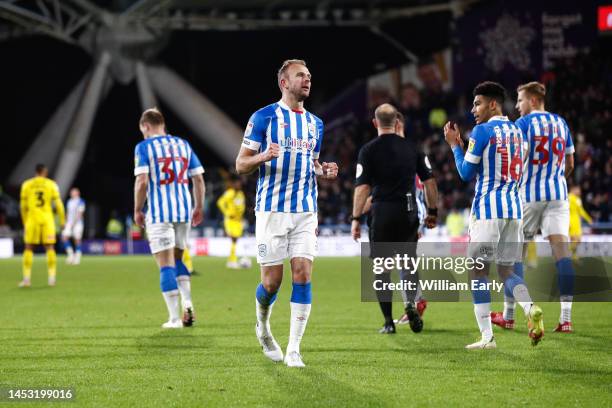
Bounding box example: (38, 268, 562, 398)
(351, 103, 438, 334)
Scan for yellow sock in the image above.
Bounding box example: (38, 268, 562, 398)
(526, 241, 538, 267)
(229, 241, 237, 263)
(182, 249, 194, 273)
(23, 249, 33, 281)
(47, 249, 57, 279)
(570, 241, 579, 261)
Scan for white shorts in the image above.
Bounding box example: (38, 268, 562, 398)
(255, 212, 318, 266)
(468, 218, 522, 265)
(522, 200, 570, 240)
(146, 222, 190, 254)
(62, 223, 84, 240)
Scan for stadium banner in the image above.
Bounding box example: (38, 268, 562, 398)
(360, 242, 612, 302)
(74, 235, 612, 258)
(188, 237, 362, 257)
(454, 0, 597, 91)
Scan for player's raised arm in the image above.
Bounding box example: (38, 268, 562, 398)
(236, 112, 279, 175)
(445, 122, 481, 182)
(236, 144, 280, 175)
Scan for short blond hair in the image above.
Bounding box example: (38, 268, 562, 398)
(140, 107, 165, 127)
(277, 59, 307, 91)
(517, 81, 546, 102)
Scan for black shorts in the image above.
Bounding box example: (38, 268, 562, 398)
(369, 201, 419, 243)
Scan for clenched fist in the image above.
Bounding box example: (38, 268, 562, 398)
(261, 143, 281, 162)
(321, 162, 338, 180)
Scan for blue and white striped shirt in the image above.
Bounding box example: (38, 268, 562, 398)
(242, 100, 323, 213)
(464, 116, 524, 220)
(65, 197, 85, 227)
(515, 111, 574, 202)
(134, 135, 204, 224)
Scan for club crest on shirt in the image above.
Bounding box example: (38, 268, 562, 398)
(308, 123, 317, 138)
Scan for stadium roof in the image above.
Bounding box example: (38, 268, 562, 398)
(0, 0, 477, 44)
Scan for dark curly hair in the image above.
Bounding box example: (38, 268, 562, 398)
(473, 81, 506, 107)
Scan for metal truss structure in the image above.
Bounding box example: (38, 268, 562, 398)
(1, 0, 477, 194)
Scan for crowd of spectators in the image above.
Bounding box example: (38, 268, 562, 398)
(308, 50, 612, 229)
(1, 51, 609, 239)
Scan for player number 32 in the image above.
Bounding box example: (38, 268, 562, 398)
(157, 157, 189, 185)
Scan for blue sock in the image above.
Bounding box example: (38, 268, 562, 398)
(471, 277, 491, 304)
(64, 241, 73, 252)
(556, 257, 575, 296)
(160, 266, 178, 292)
(256, 283, 278, 306)
(75, 244, 81, 252)
(513, 262, 524, 279)
(505, 262, 524, 297)
(290, 282, 312, 305)
(503, 273, 525, 297)
(176, 259, 190, 277)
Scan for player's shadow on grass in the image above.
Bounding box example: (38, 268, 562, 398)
(263, 364, 388, 407)
(136, 330, 214, 352)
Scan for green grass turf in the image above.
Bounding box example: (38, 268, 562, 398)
(0, 256, 610, 407)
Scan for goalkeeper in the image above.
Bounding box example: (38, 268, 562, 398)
(217, 174, 246, 269)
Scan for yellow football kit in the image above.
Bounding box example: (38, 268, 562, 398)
(20, 176, 65, 286)
(217, 188, 245, 265)
(568, 193, 592, 237)
(217, 188, 245, 238)
(21, 176, 65, 245)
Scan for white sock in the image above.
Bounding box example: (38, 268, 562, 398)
(503, 295, 515, 321)
(512, 284, 533, 316)
(256, 298, 275, 333)
(177, 276, 192, 309)
(287, 302, 311, 354)
(504, 298, 516, 320)
(560, 295, 573, 323)
(162, 289, 180, 321)
(66, 247, 74, 257)
(474, 303, 493, 342)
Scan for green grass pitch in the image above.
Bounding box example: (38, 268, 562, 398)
(0, 256, 610, 407)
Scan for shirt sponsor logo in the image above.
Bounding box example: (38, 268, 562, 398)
(279, 137, 316, 151)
